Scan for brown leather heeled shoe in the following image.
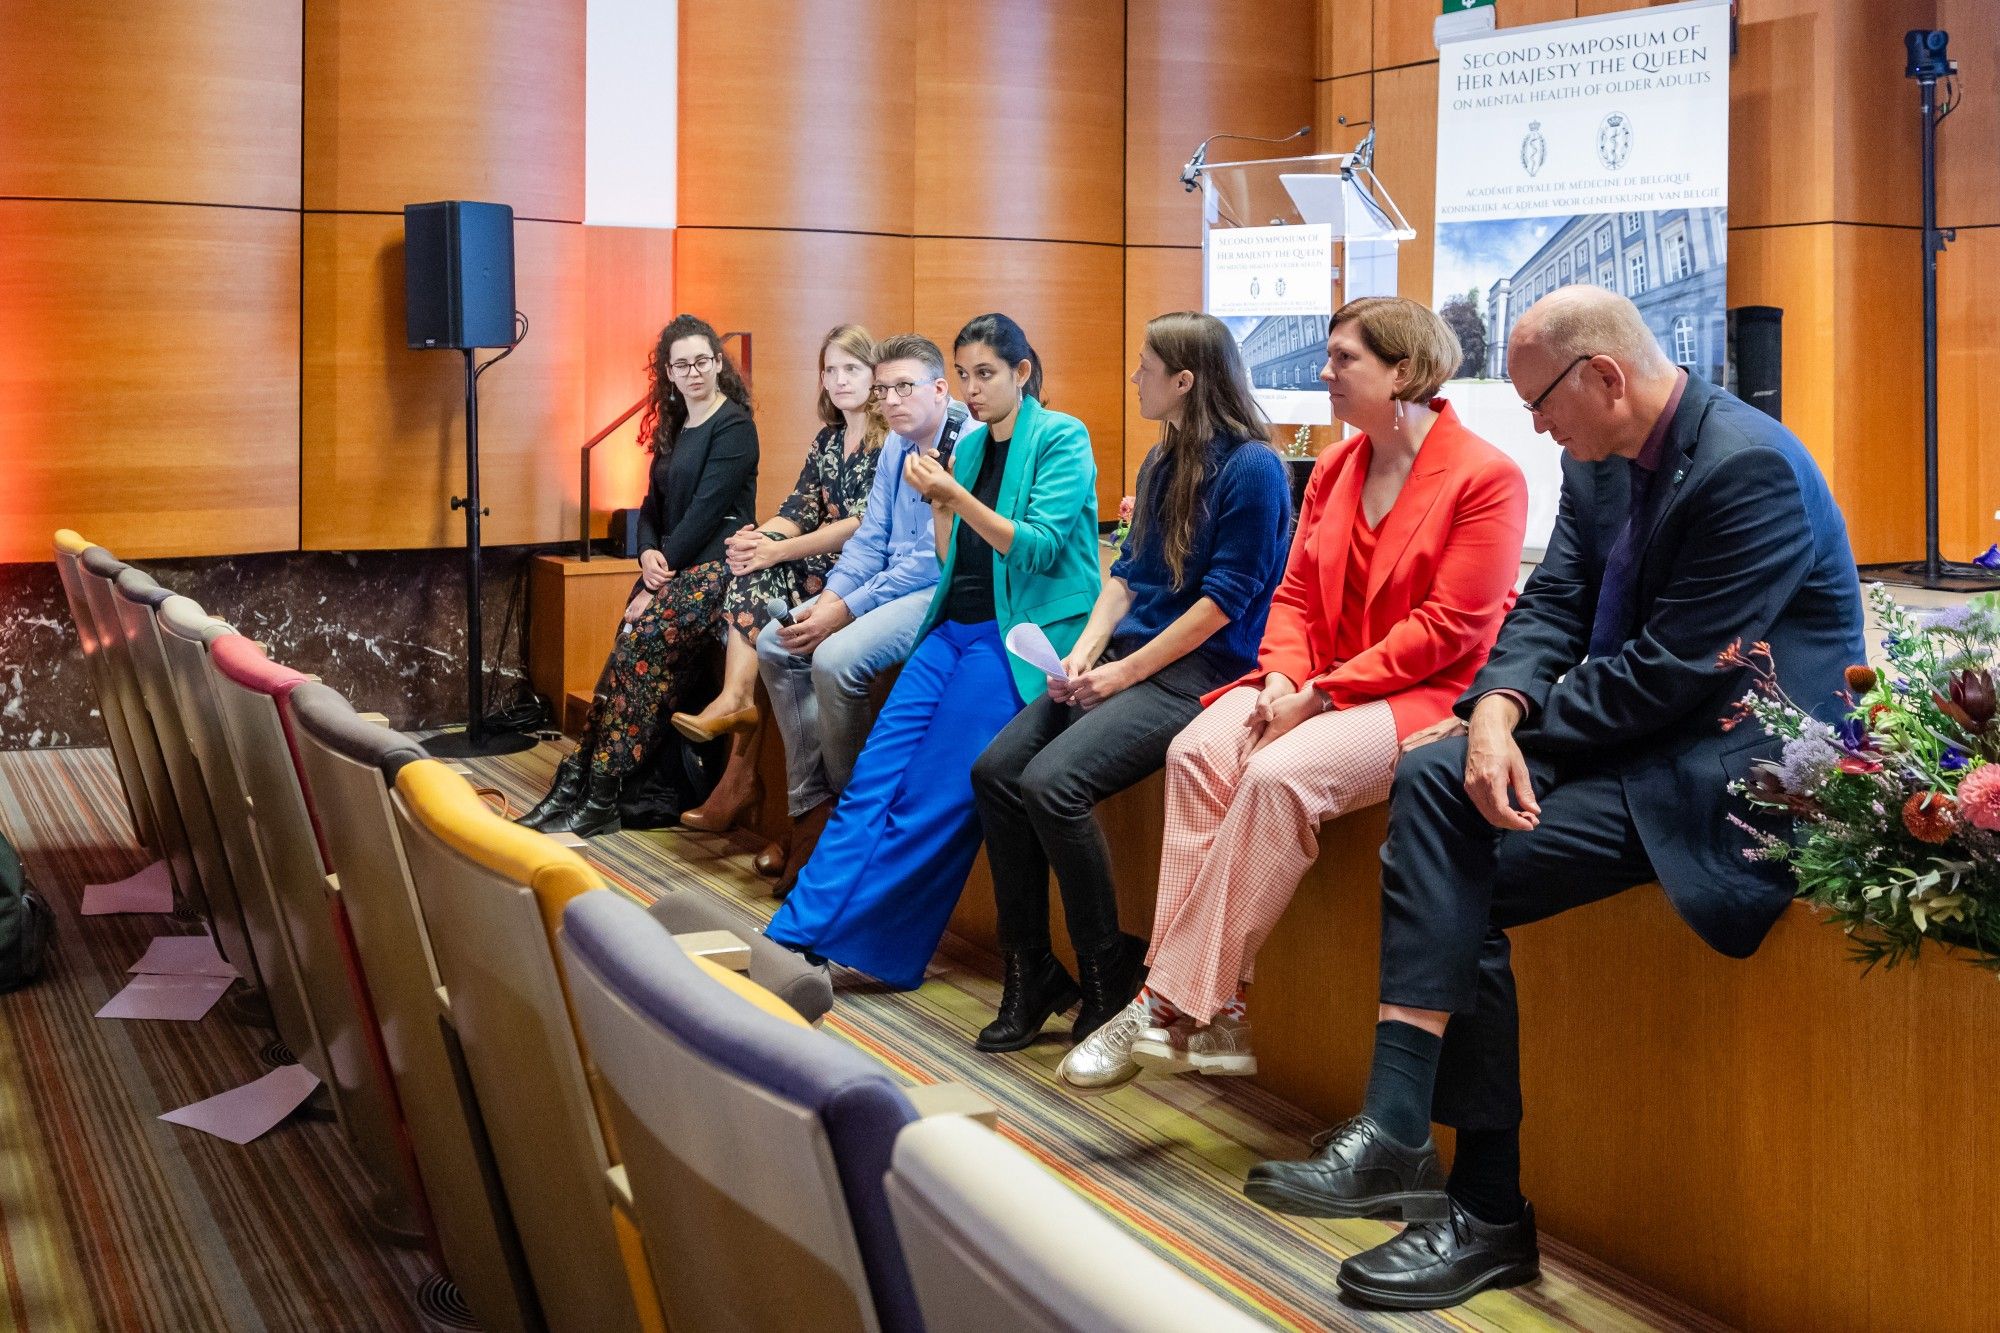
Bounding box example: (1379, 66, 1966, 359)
(670, 705, 760, 744)
(753, 840, 787, 878)
(679, 779, 762, 833)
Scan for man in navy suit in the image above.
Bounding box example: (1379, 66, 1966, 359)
(1245, 286, 1865, 1309)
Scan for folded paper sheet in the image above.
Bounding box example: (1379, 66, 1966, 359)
(1003, 622, 1070, 681)
(160, 1065, 322, 1145)
(80, 860, 174, 915)
(96, 973, 234, 1021)
(129, 934, 240, 980)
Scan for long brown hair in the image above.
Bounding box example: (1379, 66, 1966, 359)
(1131, 311, 1274, 589)
(638, 313, 753, 455)
(816, 323, 889, 451)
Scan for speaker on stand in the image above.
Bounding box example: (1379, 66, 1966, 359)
(402, 200, 537, 757)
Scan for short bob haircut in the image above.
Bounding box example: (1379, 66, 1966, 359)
(1329, 295, 1463, 403)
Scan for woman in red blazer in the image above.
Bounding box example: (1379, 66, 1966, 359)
(1062, 296, 1529, 1092)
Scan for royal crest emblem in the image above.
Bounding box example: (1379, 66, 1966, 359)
(1520, 121, 1547, 177)
(1597, 112, 1633, 170)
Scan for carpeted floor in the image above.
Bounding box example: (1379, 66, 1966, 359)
(0, 744, 1728, 1332)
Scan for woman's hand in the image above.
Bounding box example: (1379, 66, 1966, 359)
(1045, 644, 1100, 703)
(726, 526, 783, 576)
(638, 548, 671, 591)
(1399, 715, 1466, 754)
(1251, 682, 1327, 754)
(903, 452, 963, 507)
(1067, 657, 1138, 711)
(1246, 673, 1296, 739)
(622, 590, 654, 624)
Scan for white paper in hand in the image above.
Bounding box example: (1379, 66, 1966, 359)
(1004, 623, 1070, 681)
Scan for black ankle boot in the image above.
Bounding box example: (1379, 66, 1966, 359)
(1071, 933, 1147, 1042)
(547, 769, 622, 838)
(518, 751, 587, 830)
(975, 949, 1080, 1053)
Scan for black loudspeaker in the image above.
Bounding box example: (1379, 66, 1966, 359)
(1727, 305, 1782, 421)
(403, 201, 517, 350)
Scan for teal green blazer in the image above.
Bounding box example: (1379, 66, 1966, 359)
(924, 395, 1101, 702)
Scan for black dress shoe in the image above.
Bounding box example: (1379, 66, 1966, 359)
(975, 949, 1080, 1052)
(1243, 1115, 1446, 1221)
(545, 770, 622, 838)
(518, 751, 587, 830)
(1337, 1198, 1540, 1310)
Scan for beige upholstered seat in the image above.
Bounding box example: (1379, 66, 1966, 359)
(52, 530, 154, 847)
(390, 758, 666, 1333)
(886, 1115, 1273, 1333)
(288, 683, 541, 1333)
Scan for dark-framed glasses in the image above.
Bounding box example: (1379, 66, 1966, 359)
(1523, 353, 1594, 415)
(869, 378, 936, 401)
(669, 355, 718, 377)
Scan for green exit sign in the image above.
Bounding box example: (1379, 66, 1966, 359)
(1446, 0, 1495, 10)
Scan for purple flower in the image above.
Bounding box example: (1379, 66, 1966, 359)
(1776, 728, 1840, 791)
(1920, 604, 1981, 633)
(1942, 746, 1970, 771)
(1836, 717, 1869, 751)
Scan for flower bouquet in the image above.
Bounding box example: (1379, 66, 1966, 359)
(1111, 495, 1135, 547)
(1726, 586, 2000, 973)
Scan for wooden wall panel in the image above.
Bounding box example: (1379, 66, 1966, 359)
(1121, 247, 1203, 494)
(1373, 1, 1438, 70)
(1315, 73, 1373, 155)
(913, 1, 1125, 245)
(916, 239, 1125, 514)
(675, 229, 915, 520)
(303, 0, 585, 220)
(1938, 228, 2000, 560)
(1371, 62, 1438, 304)
(1124, 0, 1317, 249)
(1729, 1, 1836, 229)
(583, 226, 676, 532)
(1830, 224, 1926, 564)
(0, 4, 302, 209)
(1940, 0, 1998, 227)
(0, 202, 299, 562)
(677, 0, 917, 235)
(1725, 224, 1837, 482)
(1830, 0, 1933, 228)
(301, 215, 585, 550)
(1320, 0, 1373, 79)
(1497, 0, 1575, 27)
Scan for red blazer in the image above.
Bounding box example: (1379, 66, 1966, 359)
(1209, 400, 1529, 740)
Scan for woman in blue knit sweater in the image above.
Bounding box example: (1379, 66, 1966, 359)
(970, 311, 1292, 1053)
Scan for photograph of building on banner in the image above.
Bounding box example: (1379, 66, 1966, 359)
(1430, 0, 1730, 555)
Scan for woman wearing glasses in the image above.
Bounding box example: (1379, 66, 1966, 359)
(767, 313, 1101, 990)
(666, 324, 888, 840)
(1060, 296, 1529, 1091)
(519, 313, 758, 836)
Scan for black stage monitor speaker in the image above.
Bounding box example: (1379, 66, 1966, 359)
(403, 201, 516, 350)
(1727, 305, 1782, 422)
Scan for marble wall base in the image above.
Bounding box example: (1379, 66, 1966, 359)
(0, 545, 557, 750)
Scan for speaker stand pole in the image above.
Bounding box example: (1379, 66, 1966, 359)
(428, 348, 534, 758)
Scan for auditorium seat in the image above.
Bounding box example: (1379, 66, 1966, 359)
(52, 531, 155, 848)
(205, 634, 419, 1242)
(885, 1115, 1271, 1333)
(388, 758, 667, 1333)
(110, 569, 258, 986)
(287, 682, 541, 1333)
(155, 597, 316, 1057)
(644, 889, 835, 1024)
(559, 888, 926, 1333)
(74, 544, 200, 909)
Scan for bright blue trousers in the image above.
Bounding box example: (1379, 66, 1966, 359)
(766, 619, 1023, 989)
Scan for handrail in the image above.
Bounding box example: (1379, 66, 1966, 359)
(578, 330, 752, 561)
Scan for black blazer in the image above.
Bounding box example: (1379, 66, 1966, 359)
(635, 398, 759, 570)
(1461, 373, 1865, 957)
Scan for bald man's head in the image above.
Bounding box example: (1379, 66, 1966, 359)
(1507, 286, 1684, 463)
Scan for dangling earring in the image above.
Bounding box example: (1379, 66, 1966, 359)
(1393, 398, 1406, 429)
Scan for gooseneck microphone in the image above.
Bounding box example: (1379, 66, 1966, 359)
(1180, 125, 1312, 192)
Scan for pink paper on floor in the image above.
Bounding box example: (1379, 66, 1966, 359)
(80, 860, 174, 915)
(159, 1065, 322, 1145)
(95, 973, 235, 1021)
(129, 933, 239, 980)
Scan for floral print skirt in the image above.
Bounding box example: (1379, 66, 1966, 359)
(722, 554, 838, 641)
(587, 560, 729, 779)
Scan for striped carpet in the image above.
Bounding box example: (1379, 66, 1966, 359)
(0, 743, 1725, 1332)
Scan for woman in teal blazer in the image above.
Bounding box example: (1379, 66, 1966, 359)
(768, 313, 1100, 987)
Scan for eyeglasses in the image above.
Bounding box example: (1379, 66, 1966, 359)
(869, 379, 938, 401)
(669, 355, 717, 377)
(1523, 353, 1594, 415)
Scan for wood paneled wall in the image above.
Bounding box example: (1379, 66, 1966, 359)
(1319, 0, 1989, 567)
(674, 0, 1318, 522)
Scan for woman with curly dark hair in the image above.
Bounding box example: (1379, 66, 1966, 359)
(519, 314, 759, 835)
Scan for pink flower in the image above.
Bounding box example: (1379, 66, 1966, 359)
(1118, 495, 1134, 523)
(1957, 764, 2000, 832)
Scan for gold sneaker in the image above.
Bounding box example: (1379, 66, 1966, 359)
(1059, 1000, 1175, 1093)
(1130, 1013, 1256, 1077)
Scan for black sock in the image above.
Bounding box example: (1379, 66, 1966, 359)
(1448, 1127, 1526, 1225)
(1360, 1021, 1443, 1147)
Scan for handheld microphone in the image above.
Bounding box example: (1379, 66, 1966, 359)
(1180, 125, 1312, 192)
(766, 597, 798, 627)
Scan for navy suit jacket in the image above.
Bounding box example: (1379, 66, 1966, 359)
(1461, 373, 1864, 957)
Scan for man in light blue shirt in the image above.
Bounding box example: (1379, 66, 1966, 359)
(758, 333, 968, 886)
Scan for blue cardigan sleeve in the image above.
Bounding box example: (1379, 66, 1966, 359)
(1198, 444, 1293, 622)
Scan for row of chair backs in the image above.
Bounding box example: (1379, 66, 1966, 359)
(52, 531, 154, 847)
(561, 888, 922, 1333)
